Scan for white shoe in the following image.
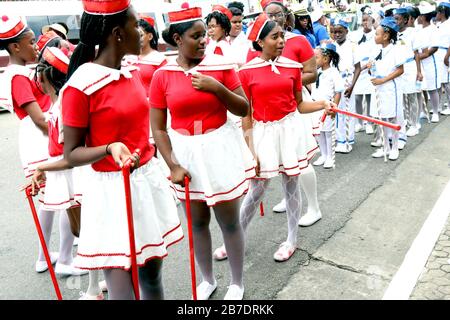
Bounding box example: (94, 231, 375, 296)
(419, 111, 427, 119)
(371, 139, 382, 147)
(313, 156, 326, 166)
(298, 211, 322, 227)
(195, 280, 217, 300)
(365, 124, 374, 135)
(224, 285, 244, 300)
(417, 122, 422, 130)
(354, 123, 363, 133)
(440, 109, 450, 115)
(213, 244, 228, 261)
(35, 252, 59, 273)
(272, 198, 286, 213)
(55, 262, 89, 276)
(79, 292, 104, 300)
(323, 158, 335, 169)
(388, 149, 399, 161)
(99, 280, 108, 292)
(406, 127, 419, 137)
(398, 140, 406, 150)
(372, 148, 386, 158)
(335, 144, 352, 153)
(431, 114, 439, 123)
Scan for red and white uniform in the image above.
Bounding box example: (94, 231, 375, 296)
(61, 63, 183, 270)
(0, 65, 49, 178)
(205, 39, 234, 59)
(239, 56, 318, 179)
(150, 54, 256, 206)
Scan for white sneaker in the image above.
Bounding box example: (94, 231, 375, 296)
(99, 280, 108, 292)
(195, 280, 217, 300)
(372, 148, 386, 158)
(371, 139, 382, 147)
(335, 144, 352, 153)
(354, 123, 363, 133)
(440, 109, 450, 115)
(224, 285, 244, 300)
(365, 124, 374, 135)
(298, 211, 322, 227)
(313, 156, 326, 166)
(79, 292, 104, 300)
(323, 158, 335, 169)
(388, 149, 399, 161)
(35, 252, 59, 273)
(272, 198, 286, 213)
(406, 127, 419, 137)
(398, 140, 406, 150)
(55, 262, 89, 276)
(419, 111, 427, 119)
(431, 114, 439, 123)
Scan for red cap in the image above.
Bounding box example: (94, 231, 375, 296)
(0, 16, 27, 40)
(42, 47, 70, 74)
(36, 30, 59, 53)
(260, 0, 284, 10)
(82, 0, 130, 15)
(141, 15, 155, 27)
(211, 4, 233, 20)
(248, 13, 270, 41)
(168, 7, 203, 25)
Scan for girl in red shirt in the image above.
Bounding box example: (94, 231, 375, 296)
(61, 0, 183, 300)
(150, 7, 255, 300)
(205, 5, 234, 59)
(214, 14, 334, 263)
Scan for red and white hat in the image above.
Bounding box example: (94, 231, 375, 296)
(211, 4, 233, 20)
(260, 0, 284, 10)
(0, 15, 27, 40)
(36, 30, 59, 53)
(140, 15, 155, 27)
(248, 13, 270, 41)
(42, 47, 70, 74)
(168, 7, 203, 25)
(82, 0, 130, 15)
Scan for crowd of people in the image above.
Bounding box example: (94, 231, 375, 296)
(0, 0, 449, 300)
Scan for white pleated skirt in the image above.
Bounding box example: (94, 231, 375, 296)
(73, 158, 183, 270)
(19, 116, 49, 178)
(253, 111, 318, 179)
(168, 119, 256, 206)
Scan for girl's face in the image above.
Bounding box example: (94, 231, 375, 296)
(329, 25, 335, 40)
(265, 3, 286, 29)
(139, 26, 153, 51)
(207, 17, 225, 41)
(315, 49, 330, 68)
(177, 20, 207, 60)
(121, 7, 142, 56)
(258, 25, 285, 59)
(374, 25, 388, 45)
(230, 15, 243, 37)
(299, 16, 309, 29)
(333, 25, 347, 44)
(13, 30, 38, 63)
(362, 14, 373, 32)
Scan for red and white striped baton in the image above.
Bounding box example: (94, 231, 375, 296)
(184, 176, 198, 300)
(321, 107, 401, 131)
(122, 149, 141, 300)
(25, 185, 63, 300)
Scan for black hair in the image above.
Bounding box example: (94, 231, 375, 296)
(385, 9, 394, 17)
(228, 1, 244, 12)
(265, 2, 288, 13)
(229, 7, 243, 17)
(0, 27, 32, 53)
(422, 11, 436, 22)
(36, 56, 67, 95)
(320, 48, 340, 70)
(139, 18, 159, 50)
(409, 7, 420, 19)
(252, 20, 277, 51)
(205, 11, 231, 36)
(34, 36, 64, 95)
(395, 11, 410, 24)
(162, 20, 199, 47)
(382, 26, 398, 43)
(57, 22, 69, 34)
(294, 14, 314, 37)
(67, 8, 129, 79)
(437, 5, 450, 19)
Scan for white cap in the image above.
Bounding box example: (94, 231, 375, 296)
(41, 23, 67, 38)
(0, 16, 27, 40)
(310, 7, 324, 22)
(418, 2, 435, 14)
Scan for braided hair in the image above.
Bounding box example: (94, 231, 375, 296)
(139, 18, 159, 50)
(320, 47, 340, 70)
(382, 25, 397, 43)
(67, 8, 129, 79)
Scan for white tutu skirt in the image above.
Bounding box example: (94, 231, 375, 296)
(38, 156, 79, 210)
(227, 111, 242, 129)
(19, 116, 49, 178)
(73, 158, 183, 270)
(168, 119, 256, 206)
(253, 111, 318, 179)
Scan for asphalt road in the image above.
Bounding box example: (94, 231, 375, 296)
(0, 110, 444, 300)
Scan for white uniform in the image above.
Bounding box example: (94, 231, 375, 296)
(436, 19, 450, 84)
(414, 24, 442, 91)
(311, 67, 345, 131)
(353, 29, 378, 95)
(335, 39, 360, 146)
(228, 32, 251, 66)
(397, 27, 419, 94)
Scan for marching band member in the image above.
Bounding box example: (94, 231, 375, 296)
(228, 1, 251, 66)
(151, 7, 255, 300)
(62, 0, 183, 300)
(205, 5, 234, 60)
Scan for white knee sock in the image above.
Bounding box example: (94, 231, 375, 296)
(282, 175, 301, 246)
(325, 131, 333, 161)
(86, 270, 101, 296)
(298, 165, 320, 215)
(37, 208, 55, 262)
(318, 132, 327, 159)
(240, 179, 270, 234)
(58, 210, 75, 265)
